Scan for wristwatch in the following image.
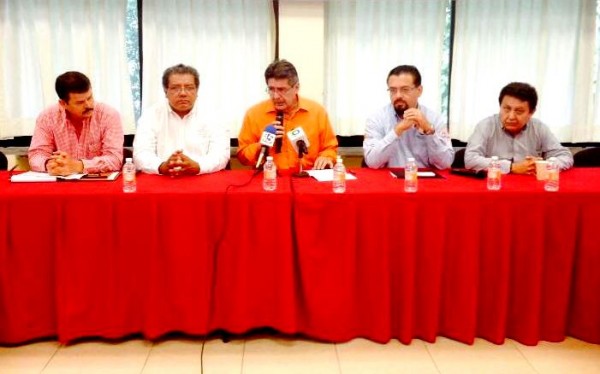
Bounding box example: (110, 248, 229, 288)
(422, 127, 435, 135)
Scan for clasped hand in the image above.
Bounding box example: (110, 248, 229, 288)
(159, 150, 200, 177)
(511, 156, 539, 175)
(46, 151, 83, 176)
(395, 108, 433, 135)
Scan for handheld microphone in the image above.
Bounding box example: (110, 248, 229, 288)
(275, 111, 283, 153)
(256, 125, 277, 169)
(286, 127, 310, 157)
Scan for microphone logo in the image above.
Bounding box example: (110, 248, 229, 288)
(256, 125, 277, 169)
(260, 130, 277, 146)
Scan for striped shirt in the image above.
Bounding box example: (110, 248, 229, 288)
(28, 102, 124, 173)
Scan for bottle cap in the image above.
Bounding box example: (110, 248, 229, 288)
(266, 156, 273, 161)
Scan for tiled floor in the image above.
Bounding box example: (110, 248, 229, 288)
(1, 336, 599, 374)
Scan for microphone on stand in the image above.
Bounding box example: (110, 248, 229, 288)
(275, 111, 283, 153)
(256, 125, 277, 169)
(286, 127, 310, 177)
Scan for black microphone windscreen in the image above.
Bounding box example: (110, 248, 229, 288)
(275, 111, 283, 153)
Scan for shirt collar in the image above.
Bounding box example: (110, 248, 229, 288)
(266, 95, 308, 117)
(499, 116, 528, 135)
(166, 99, 197, 119)
(60, 105, 91, 128)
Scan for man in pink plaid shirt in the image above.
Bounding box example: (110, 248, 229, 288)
(28, 71, 124, 176)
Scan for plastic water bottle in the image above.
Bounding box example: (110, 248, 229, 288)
(263, 156, 277, 191)
(544, 157, 559, 192)
(404, 157, 418, 193)
(332, 156, 346, 193)
(487, 156, 501, 191)
(122, 157, 136, 193)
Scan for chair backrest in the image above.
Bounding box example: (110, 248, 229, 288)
(123, 147, 133, 163)
(451, 148, 466, 169)
(0, 151, 8, 171)
(573, 147, 600, 167)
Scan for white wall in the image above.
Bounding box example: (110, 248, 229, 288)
(279, 1, 325, 104)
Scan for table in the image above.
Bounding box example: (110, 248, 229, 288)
(1, 168, 599, 345)
(0, 171, 297, 344)
(291, 168, 600, 345)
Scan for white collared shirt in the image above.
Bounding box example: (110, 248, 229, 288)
(133, 100, 230, 174)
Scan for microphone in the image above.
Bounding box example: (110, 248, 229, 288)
(275, 111, 283, 153)
(286, 127, 310, 157)
(256, 125, 277, 169)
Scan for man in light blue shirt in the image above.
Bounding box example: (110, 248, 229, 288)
(465, 82, 573, 174)
(363, 65, 454, 169)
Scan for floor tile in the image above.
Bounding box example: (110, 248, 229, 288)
(142, 338, 205, 374)
(514, 337, 600, 374)
(426, 337, 537, 374)
(0, 341, 59, 374)
(41, 339, 152, 374)
(242, 337, 339, 374)
(203, 337, 245, 374)
(336, 338, 439, 374)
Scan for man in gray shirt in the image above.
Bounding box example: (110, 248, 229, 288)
(465, 82, 573, 174)
(363, 65, 454, 169)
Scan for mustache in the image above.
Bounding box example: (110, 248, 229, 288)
(394, 98, 407, 107)
(83, 108, 94, 114)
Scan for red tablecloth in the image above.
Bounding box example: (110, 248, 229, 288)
(290, 168, 600, 345)
(0, 168, 598, 345)
(0, 171, 297, 344)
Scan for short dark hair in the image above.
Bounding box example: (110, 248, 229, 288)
(162, 64, 200, 90)
(55, 71, 91, 102)
(264, 59, 299, 86)
(387, 65, 422, 86)
(499, 82, 538, 112)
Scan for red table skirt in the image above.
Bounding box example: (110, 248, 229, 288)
(0, 169, 599, 345)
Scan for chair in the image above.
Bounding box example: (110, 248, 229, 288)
(451, 148, 466, 169)
(123, 147, 133, 162)
(573, 147, 600, 167)
(0, 151, 7, 171)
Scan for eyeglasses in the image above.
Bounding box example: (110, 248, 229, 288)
(387, 86, 417, 96)
(167, 85, 197, 94)
(266, 85, 295, 96)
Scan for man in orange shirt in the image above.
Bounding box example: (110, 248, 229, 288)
(237, 59, 338, 171)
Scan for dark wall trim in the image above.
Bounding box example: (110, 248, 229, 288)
(3, 136, 598, 150)
(446, 0, 456, 126)
(274, 0, 280, 60)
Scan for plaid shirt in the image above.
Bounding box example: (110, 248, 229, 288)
(28, 102, 124, 173)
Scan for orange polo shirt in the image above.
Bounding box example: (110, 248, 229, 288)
(237, 97, 338, 171)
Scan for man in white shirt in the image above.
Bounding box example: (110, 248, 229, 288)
(133, 64, 230, 176)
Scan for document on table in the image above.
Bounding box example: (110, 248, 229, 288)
(11, 171, 88, 182)
(306, 169, 357, 182)
(389, 169, 442, 179)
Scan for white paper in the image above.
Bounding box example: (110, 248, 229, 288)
(418, 171, 436, 177)
(10, 171, 86, 183)
(10, 171, 57, 182)
(306, 169, 357, 182)
(59, 173, 86, 180)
